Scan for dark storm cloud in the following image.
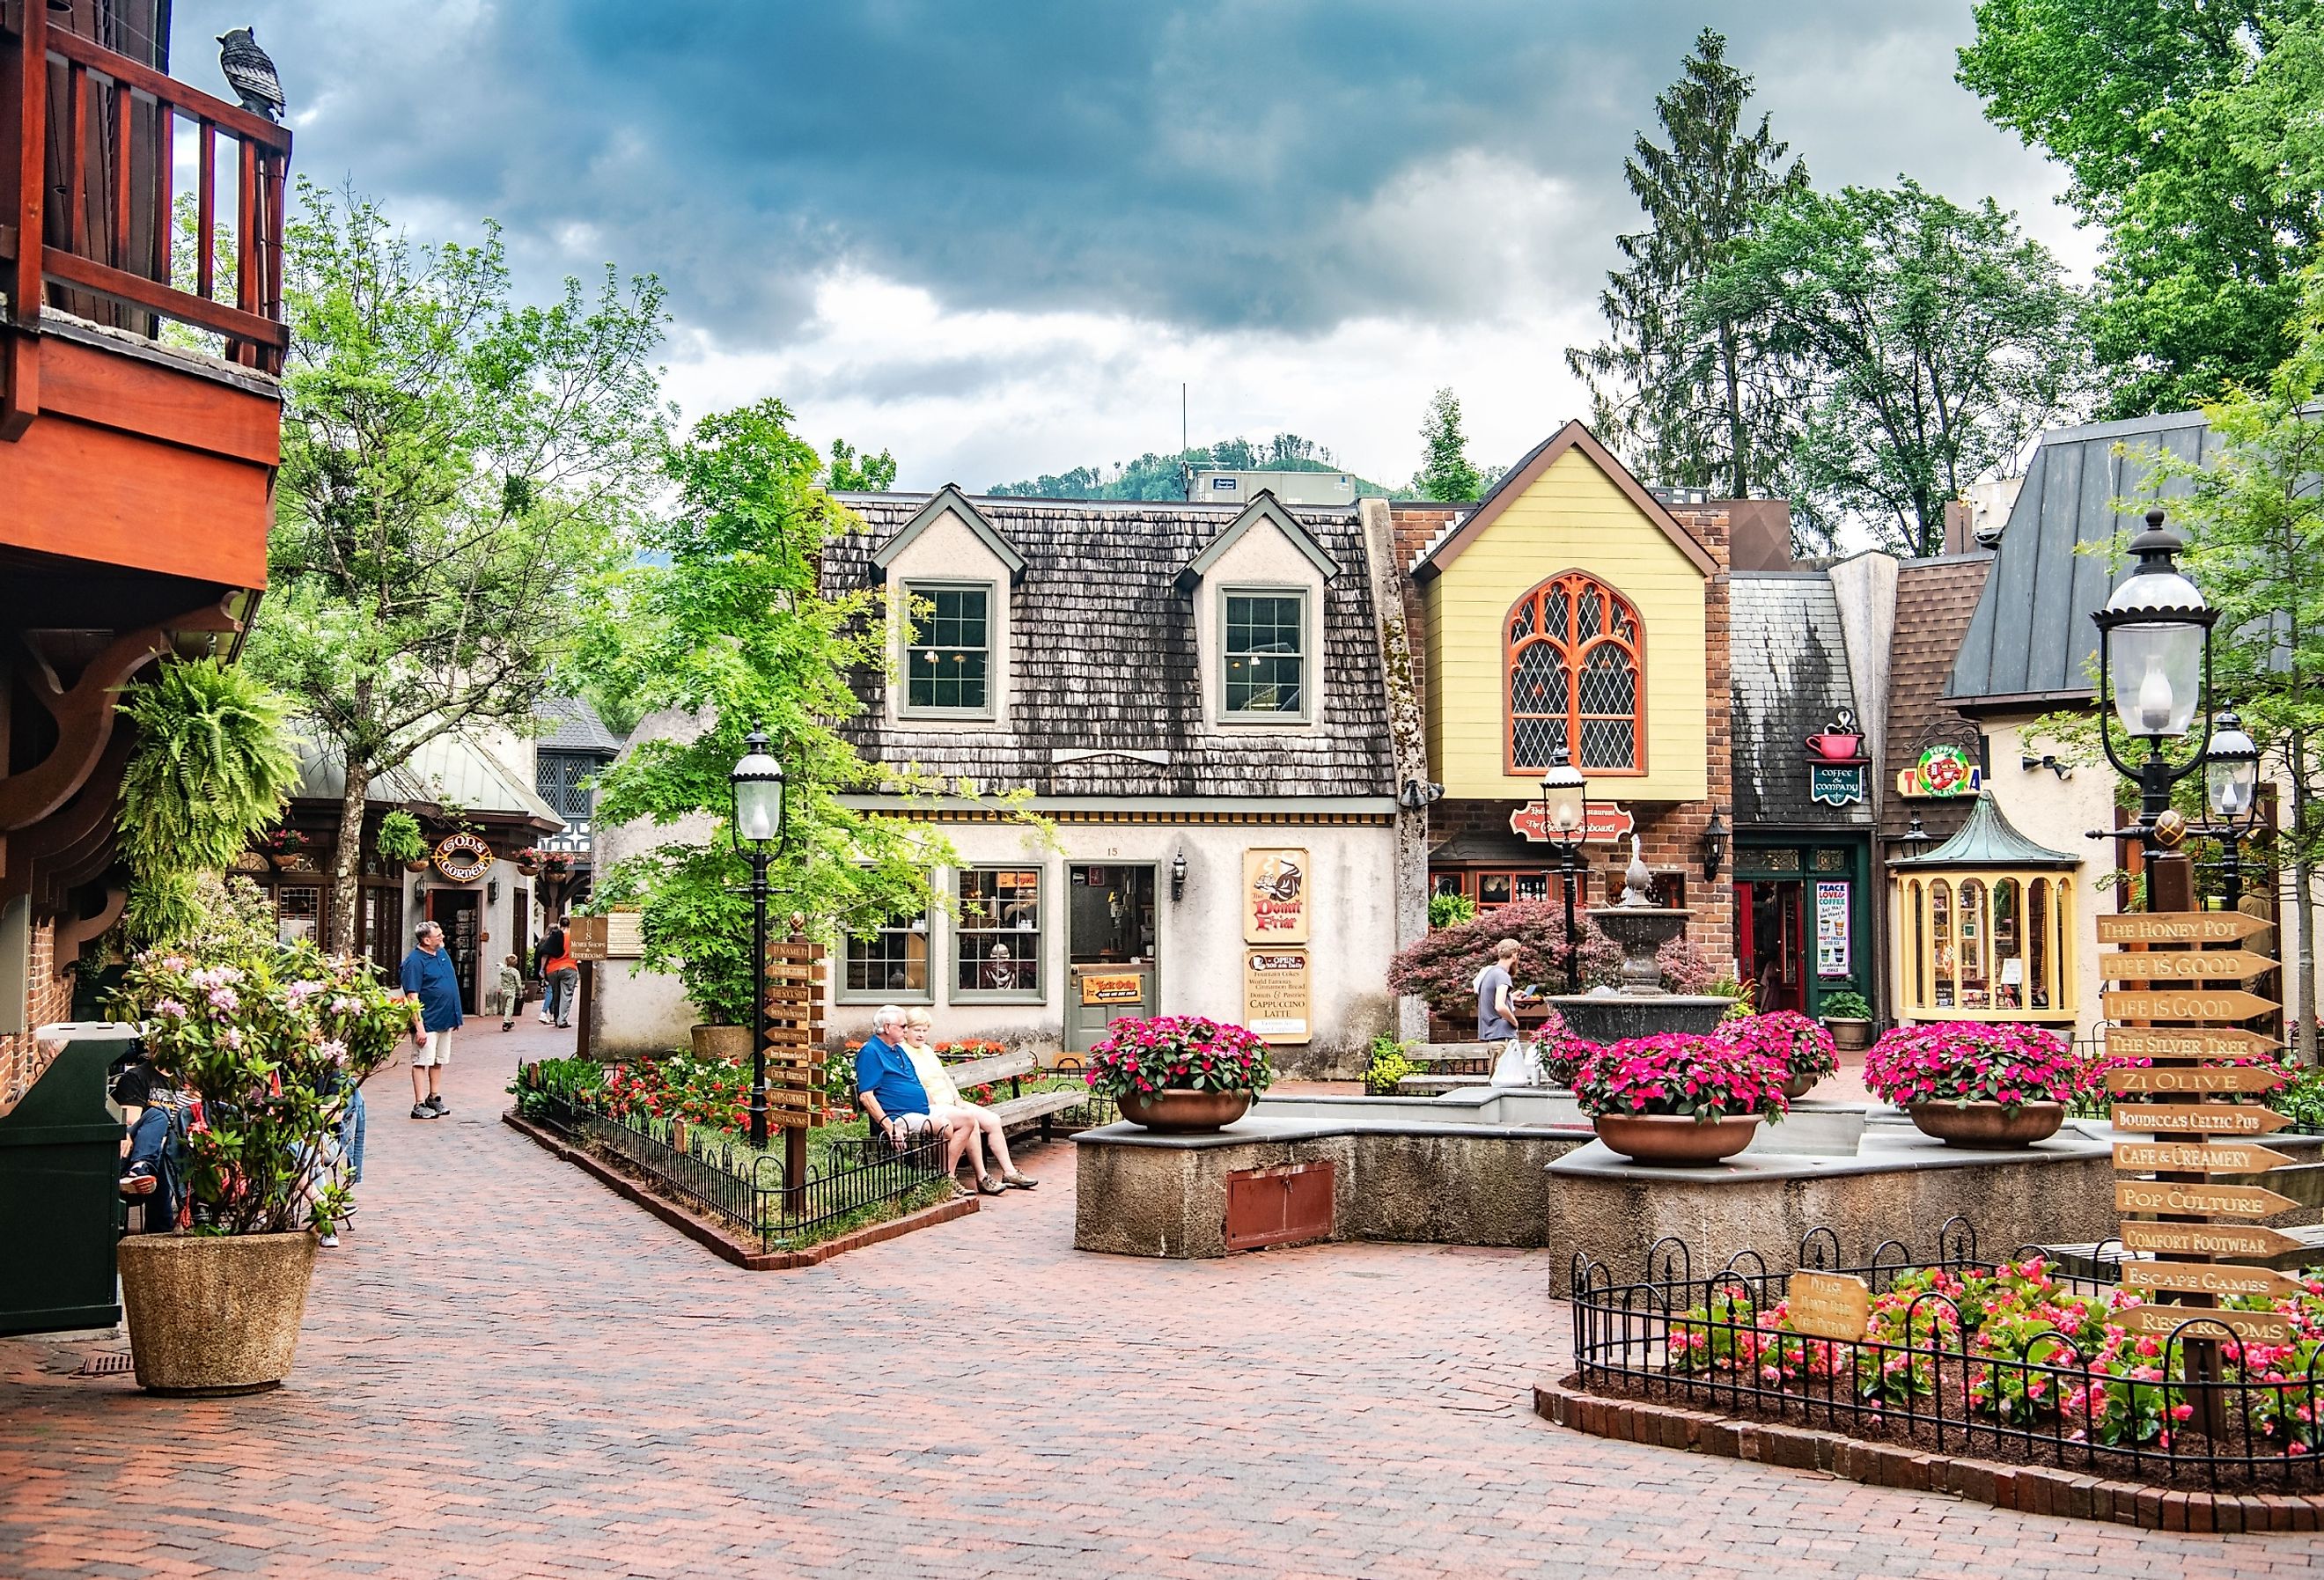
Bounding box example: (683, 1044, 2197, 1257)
(175, 0, 2048, 349)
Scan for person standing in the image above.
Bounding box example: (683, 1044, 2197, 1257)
(496, 952, 525, 1032)
(1476, 937, 1534, 1086)
(539, 915, 579, 1030)
(398, 921, 464, 1119)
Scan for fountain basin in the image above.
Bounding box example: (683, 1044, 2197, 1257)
(1550, 992, 1733, 1043)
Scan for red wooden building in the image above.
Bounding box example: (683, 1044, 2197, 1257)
(0, 0, 290, 1106)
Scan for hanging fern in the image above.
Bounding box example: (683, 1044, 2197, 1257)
(117, 658, 301, 878)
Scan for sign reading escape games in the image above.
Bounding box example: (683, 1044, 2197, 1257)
(1784, 1272, 1872, 1341)
(1243, 849, 1310, 943)
(430, 832, 495, 882)
(1243, 949, 1312, 1044)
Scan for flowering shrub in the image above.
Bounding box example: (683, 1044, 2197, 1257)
(1530, 1009, 1600, 1088)
(110, 939, 408, 1234)
(1570, 1033, 1790, 1122)
(1860, 1022, 2076, 1111)
(1386, 900, 1717, 1016)
(1717, 1010, 1837, 1084)
(1082, 1016, 1275, 1100)
(597, 1052, 754, 1131)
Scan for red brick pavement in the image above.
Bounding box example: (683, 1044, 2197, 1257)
(4, 1019, 2321, 1578)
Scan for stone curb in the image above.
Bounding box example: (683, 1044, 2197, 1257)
(1533, 1373, 2324, 1532)
(502, 1110, 978, 1269)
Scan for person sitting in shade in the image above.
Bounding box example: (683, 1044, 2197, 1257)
(854, 1004, 998, 1197)
(900, 1007, 1035, 1193)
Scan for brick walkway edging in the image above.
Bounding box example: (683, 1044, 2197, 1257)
(502, 1111, 978, 1269)
(1533, 1372, 2324, 1533)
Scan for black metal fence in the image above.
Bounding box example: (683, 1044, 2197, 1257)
(1569, 1220, 2324, 1494)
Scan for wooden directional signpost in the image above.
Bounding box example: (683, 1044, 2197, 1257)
(2100, 891, 2288, 1429)
(764, 939, 828, 1216)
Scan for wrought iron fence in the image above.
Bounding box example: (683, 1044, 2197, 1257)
(1569, 1219, 2324, 1494)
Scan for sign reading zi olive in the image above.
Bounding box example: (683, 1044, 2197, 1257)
(430, 832, 496, 883)
(2098, 950, 2274, 981)
(2095, 913, 2274, 946)
(2106, 1064, 2288, 1095)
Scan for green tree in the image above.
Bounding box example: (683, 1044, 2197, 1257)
(1414, 388, 1482, 502)
(246, 183, 671, 950)
(2144, 267, 2324, 1058)
(581, 399, 962, 1026)
(1959, 0, 2324, 416)
(1564, 28, 1809, 511)
(823, 437, 898, 492)
(1699, 180, 2086, 556)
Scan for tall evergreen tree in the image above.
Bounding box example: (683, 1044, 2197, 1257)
(1414, 388, 1483, 502)
(1565, 28, 1808, 511)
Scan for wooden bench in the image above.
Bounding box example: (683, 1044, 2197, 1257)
(943, 1049, 1092, 1142)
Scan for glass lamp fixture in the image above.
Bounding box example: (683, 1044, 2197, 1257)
(1539, 746, 1586, 836)
(2098, 510, 2213, 742)
(2205, 709, 2260, 823)
(730, 727, 787, 848)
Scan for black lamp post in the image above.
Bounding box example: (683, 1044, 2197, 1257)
(1540, 745, 1588, 994)
(2092, 509, 2217, 845)
(2203, 707, 2263, 908)
(731, 726, 788, 1149)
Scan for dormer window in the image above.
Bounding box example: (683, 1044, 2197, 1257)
(903, 582, 993, 717)
(1223, 590, 1307, 717)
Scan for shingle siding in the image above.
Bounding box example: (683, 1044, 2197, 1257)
(1729, 573, 1871, 828)
(822, 496, 1395, 797)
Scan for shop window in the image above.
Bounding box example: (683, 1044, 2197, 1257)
(1431, 872, 1467, 900)
(1813, 849, 1849, 872)
(276, 885, 320, 945)
(1505, 572, 1644, 772)
(842, 889, 930, 999)
(1222, 591, 1306, 717)
(1897, 871, 2074, 1022)
(955, 868, 1042, 997)
(902, 582, 992, 716)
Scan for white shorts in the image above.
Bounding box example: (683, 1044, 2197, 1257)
(412, 1030, 453, 1068)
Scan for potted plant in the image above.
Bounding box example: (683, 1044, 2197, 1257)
(259, 827, 312, 870)
(108, 937, 408, 1394)
(1718, 1010, 1838, 1100)
(1571, 1033, 1789, 1165)
(1084, 1015, 1275, 1133)
(1819, 988, 1875, 1052)
(1862, 1022, 2076, 1147)
(376, 809, 430, 873)
(1530, 1010, 1600, 1089)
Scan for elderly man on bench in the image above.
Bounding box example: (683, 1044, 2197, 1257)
(855, 1004, 1035, 1197)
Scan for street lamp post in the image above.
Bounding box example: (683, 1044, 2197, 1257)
(730, 726, 788, 1150)
(2203, 707, 2263, 909)
(1540, 746, 1588, 994)
(2092, 509, 2218, 848)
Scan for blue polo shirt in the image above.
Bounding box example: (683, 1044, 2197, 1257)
(400, 946, 465, 1033)
(855, 1033, 929, 1118)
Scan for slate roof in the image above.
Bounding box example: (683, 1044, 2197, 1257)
(1728, 572, 1872, 828)
(821, 495, 1395, 798)
(1946, 410, 2220, 708)
(292, 732, 564, 829)
(536, 695, 624, 755)
(1890, 793, 2077, 870)
(1881, 554, 1995, 842)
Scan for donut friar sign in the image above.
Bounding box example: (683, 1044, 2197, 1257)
(1242, 848, 1309, 944)
(430, 832, 496, 882)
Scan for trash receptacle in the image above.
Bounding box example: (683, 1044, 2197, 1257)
(0, 1022, 132, 1335)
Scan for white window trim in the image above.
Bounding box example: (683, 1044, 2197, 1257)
(835, 885, 936, 1005)
(899, 577, 999, 722)
(1217, 584, 1313, 726)
(949, 864, 1048, 1005)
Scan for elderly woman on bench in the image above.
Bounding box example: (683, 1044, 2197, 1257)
(854, 1005, 1034, 1196)
(901, 1007, 1035, 1193)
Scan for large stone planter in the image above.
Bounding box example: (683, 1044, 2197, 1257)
(692, 1024, 752, 1062)
(1592, 1112, 1763, 1166)
(1908, 1100, 2065, 1149)
(117, 1231, 318, 1396)
(1117, 1089, 1253, 1134)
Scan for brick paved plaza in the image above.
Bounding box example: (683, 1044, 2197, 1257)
(4, 1025, 2320, 1580)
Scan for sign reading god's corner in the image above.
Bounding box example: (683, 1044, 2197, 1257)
(1243, 849, 1310, 943)
(430, 832, 495, 883)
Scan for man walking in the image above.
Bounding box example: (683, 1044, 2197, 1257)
(399, 921, 464, 1119)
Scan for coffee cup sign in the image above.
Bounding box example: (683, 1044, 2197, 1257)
(430, 832, 495, 883)
(1242, 849, 1309, 944)
(1783, 1271, 1871, 1342)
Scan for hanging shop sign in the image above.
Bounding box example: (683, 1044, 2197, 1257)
(1808, 763, 1865, 806)
(430, 832, 496, 883)
(1783, 1271, 1871, 1342)
(1508, 802, 1636, 845)
(1895, 743, 1981, 798)
(1242, 848, 1310, 943)
(1814, 880, 1851, 978)
(1243, 949, 1313, 1044)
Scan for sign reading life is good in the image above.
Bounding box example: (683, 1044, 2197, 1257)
(1783, 1271, 1872, 1342)
(430, 832, 495, 883)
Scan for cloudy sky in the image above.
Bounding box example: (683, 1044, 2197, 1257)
(178, 1, 2090, 492)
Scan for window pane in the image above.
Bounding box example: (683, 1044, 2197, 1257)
(1225, 595, 1304, 714)
(956, 868, 1041, 993)
(846, 890, 930, 993)
(905, 585, 991, 712)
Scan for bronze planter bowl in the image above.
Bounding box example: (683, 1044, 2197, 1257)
(1906, 1099, 2065, 1148)
(116, 1231, 319, 1396)
(1782, 1073, 1820, 1101)
(1117, 1088, 1253, 1134)
(1592, 1111, 1763, 1167)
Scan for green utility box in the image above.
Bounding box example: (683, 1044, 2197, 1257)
(0, 1023, 132, 1334)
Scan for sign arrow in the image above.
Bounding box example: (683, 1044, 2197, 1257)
(2119, 1221, 2306, 1258)
(2106, 1027, 2283, 1062)
(2107, 1065, 2288, 1095)
(2100, 951, 2275, 981)
(2104, 989, 2280, 1021)
(2117, 1304, 2296, 1346)
(2116, 1179, 2299, 1218)
(2120, 1261, 2304, 1300)
(2112, 1104, 2291, 1135)
(2098, 913, 2275, 946)
(2114, 1141, 2296, 1173)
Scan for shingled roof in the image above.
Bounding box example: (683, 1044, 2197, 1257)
(1728, 572, 1872, 828)
(821, 495, 1394, 798)
(1946, 410, 2220, 709)
(1882, 554, 1994, 842)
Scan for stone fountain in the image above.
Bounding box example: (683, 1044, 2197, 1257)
(1548, 835, 1732, 1045)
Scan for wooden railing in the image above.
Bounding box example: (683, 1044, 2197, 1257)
(1, 0, 291, 373)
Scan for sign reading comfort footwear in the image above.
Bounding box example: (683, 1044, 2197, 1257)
(1242, 949, 1312, 1044)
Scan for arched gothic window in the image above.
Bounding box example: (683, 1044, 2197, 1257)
(1506, 572, 1644, 772)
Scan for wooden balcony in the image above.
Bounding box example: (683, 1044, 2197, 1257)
(0, 0, 290, 588)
